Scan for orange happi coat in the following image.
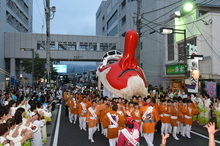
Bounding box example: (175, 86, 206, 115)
(170, 106, 179, 127)
(100, 107, 111, 123)
(78, 101, 88, 117)
(140, 105, 160, 133)
(131, 108, 141, 125)
(102, 110, 125, 139)
(67, 97, 78, 114)
(160, 105, 171, 123)
(181, 105, 199, 126)
(86, 106, 98, 128)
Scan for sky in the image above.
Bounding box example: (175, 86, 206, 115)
(33, 0, 103, 35)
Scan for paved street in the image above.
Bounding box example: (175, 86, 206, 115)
(48, 104, 220, 146)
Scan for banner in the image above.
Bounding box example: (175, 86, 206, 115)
(187, 58, 199, 93)
(205, 81, 217, 98)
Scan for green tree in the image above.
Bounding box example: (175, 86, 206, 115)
(21, 53, 46, 82)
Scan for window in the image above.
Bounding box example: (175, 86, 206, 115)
(67, 42, 76, 50)
(121, 0, 126, 11)
(121, 15, 126, 26)
(107, 11, 118, 29)
(107, 25, 118, 36)
(178, 37, 196, 62)
(167, 34, 174, 61)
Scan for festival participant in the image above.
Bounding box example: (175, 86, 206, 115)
(8, 100, 17, 118)
(0, 123, 15, 145)
(131, 103, 141, 126)
(0, 106, 11, 124)
(86, 100, 98, 142)
(78, 96, 88, 131)
(31, 113, 46, 146)
(67, 95, 78, 124)
(117, 103, 125, 117)
(138, 97, 144, 108)
(170, 100, 181, 140)
(6, 118, 33, 145)
(63, 90, 69, 117)
(102, 104, 125, 146)
(160, 100, 171, 135)
(214, 97, 220, 129)
(181, 100, 199, 138)
(140, 97, 160, 146)
(176, 97, 184, 135)
(204, 94, 211, 124)
(100, 101, 110, 136)
(117, 116, 140, 146)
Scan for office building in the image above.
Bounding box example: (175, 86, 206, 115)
(0, 0, 33, 89)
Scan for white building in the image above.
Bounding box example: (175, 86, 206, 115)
(163, 3, 220, 94)
(96, 0, 220, 89)
(0, 0, 33, 89)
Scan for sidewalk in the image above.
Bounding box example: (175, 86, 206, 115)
(44, 104, 60, 146)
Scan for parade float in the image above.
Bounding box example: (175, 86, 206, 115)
(96, 30, 148, 99)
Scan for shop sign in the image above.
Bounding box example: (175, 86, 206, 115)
(166, 64, 185, 75)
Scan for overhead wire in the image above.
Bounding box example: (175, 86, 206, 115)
(140, 0, 214, 33)
(141, 0, 182, 15)
(188, 15, 220, 62)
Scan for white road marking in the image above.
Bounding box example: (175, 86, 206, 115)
(191, 130, 220, 144)
(53, 104, 62, 146)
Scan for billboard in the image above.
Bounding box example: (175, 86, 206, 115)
(53, 65, 67, 73)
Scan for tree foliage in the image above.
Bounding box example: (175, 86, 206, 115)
(21, 53, 46, 82)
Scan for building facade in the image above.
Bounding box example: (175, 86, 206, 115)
(0, 0, 33, 89)
(164, 3, 220, 95)
(96, 0, 220, 88)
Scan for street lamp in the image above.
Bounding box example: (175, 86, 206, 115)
(20, 48, 35, 90)
(160, 27, 187, 78)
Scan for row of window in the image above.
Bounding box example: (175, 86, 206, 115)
(7, 0, 29, 25)
(6, 11, 28, 32)
(102, 0, 128, 36)
(37, 41, 116, 52)
(17, 0, 29, 14)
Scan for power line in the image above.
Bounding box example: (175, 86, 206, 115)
(142, 0, 182, 15)
(141, 0, 214, 31)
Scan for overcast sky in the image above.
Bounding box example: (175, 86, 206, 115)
(33, 0, 103, 35)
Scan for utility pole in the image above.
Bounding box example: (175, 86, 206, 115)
(136, 0, 141, 64)
(45, 0, 51, 88)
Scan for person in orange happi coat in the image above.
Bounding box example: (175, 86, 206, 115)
(140, 97, 160, 146)
(100, 99, 111, 136)
(78, 96, 88, 131)
(160, 100, 172, 135)
(117, 103, 126, 117)
(86, 100, 98, 142)
(64, 91, 70, 117)
(170, 100, 181, 140)
(96, 98, 107, 132)
(131, 103, 141, 126)
(70, 93, 78, 124)
(102, 103, 125, 146)
(181, 99, 199, 138)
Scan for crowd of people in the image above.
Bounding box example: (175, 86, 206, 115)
(0, 86, 60, 146)
(0, 85, 219, 146)
(63, 86, 219, 146)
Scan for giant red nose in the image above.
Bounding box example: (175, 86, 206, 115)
(119, 30, 138, 70)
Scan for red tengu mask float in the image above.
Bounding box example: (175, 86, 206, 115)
(96, 30, 148, 99)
